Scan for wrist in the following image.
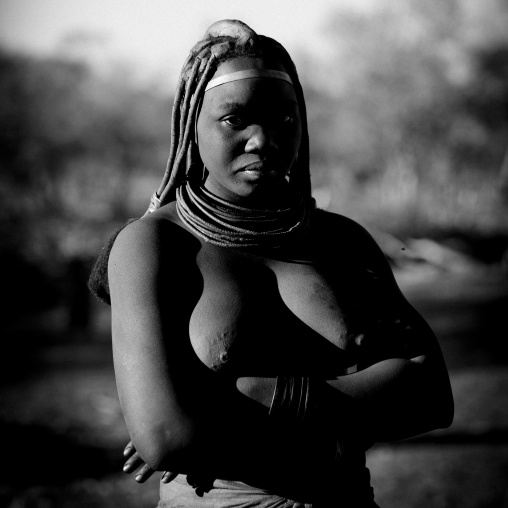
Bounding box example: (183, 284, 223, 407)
(236, 376, 276, 408)
(269, 376, 313, 421)
(269, 376, 345, 463)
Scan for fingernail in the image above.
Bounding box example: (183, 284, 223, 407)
(123, 464, 131, 472)
(162, 476, 169, 483)
(123, 447, 131, 456)
(135, 474, 142, 482)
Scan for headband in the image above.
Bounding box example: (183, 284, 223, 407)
(204, 69, 293, 92)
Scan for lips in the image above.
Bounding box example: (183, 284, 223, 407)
(240, 161, 269, 173)
(235, 154, 278, 174)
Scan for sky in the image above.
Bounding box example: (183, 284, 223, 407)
(0, 0, 374, 86)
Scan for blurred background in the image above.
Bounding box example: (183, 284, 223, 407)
(1, 0, 507, 506)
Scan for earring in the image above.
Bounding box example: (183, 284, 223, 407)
(286, 154, 298, 178)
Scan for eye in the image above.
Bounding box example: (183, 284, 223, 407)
(280, 115, 294, 125)
(273, 114, 295, 127)
(223, 115, 245, 128)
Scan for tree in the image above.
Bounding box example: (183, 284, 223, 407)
(301, 0, 508, 233)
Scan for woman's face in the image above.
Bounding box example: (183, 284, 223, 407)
(196, 57, 302, 206)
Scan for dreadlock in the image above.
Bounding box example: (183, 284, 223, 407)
(88, 19, 313, 304)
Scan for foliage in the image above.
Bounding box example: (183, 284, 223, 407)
(1, 0, 508, 268)
(302, 0, 508, 234)
(0, 51, 171, 262)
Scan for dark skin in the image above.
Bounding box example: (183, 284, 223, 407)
(110, 57, 453, 498)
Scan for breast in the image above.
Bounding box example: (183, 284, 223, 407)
(188, 246, 360, 377)
(188, 277, 247, 373)
(188, 247, 271, 375)
(272, 260, 362, 351)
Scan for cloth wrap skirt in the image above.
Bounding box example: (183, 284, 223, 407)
(158, 451, 376, 508)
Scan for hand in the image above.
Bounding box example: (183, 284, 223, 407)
(122, 441, 178, 484)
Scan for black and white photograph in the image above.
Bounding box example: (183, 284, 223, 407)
(1, 1, 507, 507)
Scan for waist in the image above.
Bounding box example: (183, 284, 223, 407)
(159, 457, 374, 508)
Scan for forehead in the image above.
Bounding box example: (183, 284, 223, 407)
(202, 57, 297, 111)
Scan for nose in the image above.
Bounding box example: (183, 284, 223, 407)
(244, 124, 278, 154)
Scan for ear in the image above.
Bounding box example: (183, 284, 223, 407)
(285, 153, 298, 183)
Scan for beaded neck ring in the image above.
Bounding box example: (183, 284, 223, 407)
(175, 178, 312, 248)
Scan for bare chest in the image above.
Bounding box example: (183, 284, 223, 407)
(188, 246, 375, 376)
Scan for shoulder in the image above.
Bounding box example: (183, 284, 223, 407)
(311, 209, 386, 265)
(112, 203, 199, 259)
(108, 203, 201, 289)
(312, 209, 367, 236)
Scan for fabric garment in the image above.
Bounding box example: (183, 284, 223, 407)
(158, 453, 376, 508)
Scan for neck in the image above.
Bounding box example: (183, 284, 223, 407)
(175, 178, 312, 248)
(203, 179, 294, 211)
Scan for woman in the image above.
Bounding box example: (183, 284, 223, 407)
(89, 19, 453, 507)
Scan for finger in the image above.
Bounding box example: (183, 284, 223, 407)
(123, 440, 134, 457)
(135, 463, 155, 483)
(123, 452, 144, 473)
(161, 471, 178, 484)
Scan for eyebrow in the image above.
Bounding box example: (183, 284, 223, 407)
(217, 101, 245, 112)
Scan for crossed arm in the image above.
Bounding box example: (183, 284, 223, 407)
(109, 218, 339, 490)
(109, 216, 454, 485)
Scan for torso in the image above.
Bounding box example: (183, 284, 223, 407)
(159, 203, 387, 380)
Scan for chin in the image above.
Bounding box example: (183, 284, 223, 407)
(232, 181, 289, 207)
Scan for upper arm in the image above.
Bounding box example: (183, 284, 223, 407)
(321, 213, 454, 427)
(108, 218, 203, 468)
(348, 221, 452, 407)
(353, 224, 438, 361)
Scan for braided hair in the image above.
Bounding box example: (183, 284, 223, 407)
(88, 20, 312, 304)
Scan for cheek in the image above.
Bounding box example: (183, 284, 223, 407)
(198, 125, 237, 168)
(283, 124, 302, 159)
(198, 135, 219, 169)
(198, 137, 214, 167)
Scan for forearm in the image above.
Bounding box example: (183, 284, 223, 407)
(144, 378, 335, 497)
(115, 333, 333, 495)
(236, 355, 453, 445)
(323, 356, 454, 442)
